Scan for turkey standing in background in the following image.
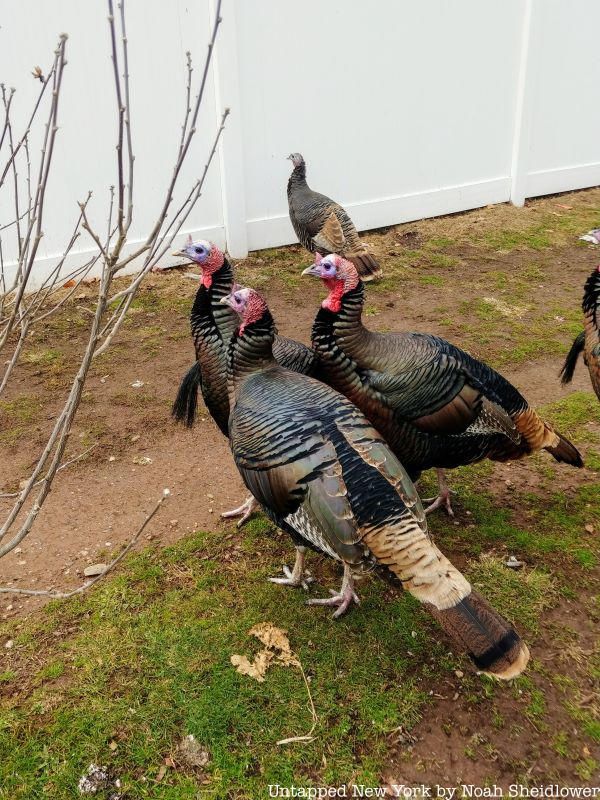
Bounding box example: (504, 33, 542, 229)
(172, 237, 316, 526)
(220, 284, 529, 678)
(303, 254, 583, 514)
(287, 153, 381, 281)
(560, 265, 600, 401)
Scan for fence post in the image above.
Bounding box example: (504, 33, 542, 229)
(510, 0, 536, 207)
(209, 0, 248, 257)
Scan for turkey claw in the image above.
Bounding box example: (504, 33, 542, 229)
(306, 580, 360, 619)
(220, 495, 257, 528)
(423, 493, 455, 517)
(268, 564, 313, 591)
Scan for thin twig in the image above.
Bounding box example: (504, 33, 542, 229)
(0, 446, 97, 499)
(276, 659, 319, 746)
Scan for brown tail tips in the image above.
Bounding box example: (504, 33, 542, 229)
(426, 590, 529, 679)
(349, 252, 382, 281)
(546, 433, 584, 467)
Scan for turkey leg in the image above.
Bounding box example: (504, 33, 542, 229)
(268, 546, 313, 590)
(423, 469, 455, 517)
(306, 563, 360, 619)
(220, 494, 257, 527)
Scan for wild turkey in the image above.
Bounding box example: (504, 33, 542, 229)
(303, 254, 583, 514)
(287, 153, 381, 281)
(220, 284, 529, 678)
(560, 265, 600, 401)
(172, 238, 317, 524)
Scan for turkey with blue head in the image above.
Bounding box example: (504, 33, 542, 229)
(219, 282, 530, 679)
(303, 253, 583, 515)
(171, 237, 317, 525)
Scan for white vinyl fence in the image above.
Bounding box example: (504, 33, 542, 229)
(1, 0, 599, 288)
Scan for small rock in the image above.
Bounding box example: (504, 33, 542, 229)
(130, 434, 140, 442)
(169, 520, 178, 527)
(131, 380, 144, 388)
(14, 547, 22, 554)
(109, 456, 116, 462)
(84, 563, 107, 577)
(132, 456, 152, 466)
(584, 523, 594, 534)
(453, 692, 459, 701)
(454, 669, 464, 679)
(505, 555, 524, 570)
(4, 640, 13, 649)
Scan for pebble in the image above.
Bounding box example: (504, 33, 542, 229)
(454, 669, 464, 679)
(505, 555, 524, 569)
(84, 563, 108, 577)
(584, 523, 594, 534)
(4, 640, 13, 649)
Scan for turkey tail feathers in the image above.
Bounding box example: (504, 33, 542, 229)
(560, 331, 585, 385)
(348, 252, 382, 281)
(172, 362, 201, 428)
(513, 409, 583, 467)
(546, 433, 584, 467)
(427, 591, 529, 679)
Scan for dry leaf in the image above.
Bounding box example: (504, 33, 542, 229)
(156, 765, 167, 782)
(230, 650, 273, 683)
(63, 279, 76, 288)
(231, 623, 317, 745)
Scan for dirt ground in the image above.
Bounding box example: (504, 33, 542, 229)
(1, 188, 599, 789)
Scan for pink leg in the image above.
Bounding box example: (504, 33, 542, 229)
(306, 564, 360, 619)
(268, 547, 313, 591)
(220, 494, 257, 528)
(423, 469, 455, 517)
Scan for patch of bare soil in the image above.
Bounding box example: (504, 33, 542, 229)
(385, 596, 599, 788)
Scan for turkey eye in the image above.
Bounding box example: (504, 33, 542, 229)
(194, 246, 203, 254)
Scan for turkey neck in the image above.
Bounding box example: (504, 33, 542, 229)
(314, 282, 373, 356)
(190, 258, 237, 437)
(227, 311, 278, 402)
(287, 162, 308, 195)
(190, 257, 237, 345)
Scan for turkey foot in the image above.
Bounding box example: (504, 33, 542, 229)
(307, 564, 360, 619)
(268, 547, 313, 590)
(221, 494, 257, 527)
(423, 469, 456, 517)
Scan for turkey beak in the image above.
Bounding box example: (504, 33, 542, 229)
(172, 248, 187, 258)
(301, 265, 321, 278)
(219, 294, 235, 309)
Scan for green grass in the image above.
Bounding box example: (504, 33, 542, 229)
(0, 527, 443, 798)
(2, 511, 583, 798)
